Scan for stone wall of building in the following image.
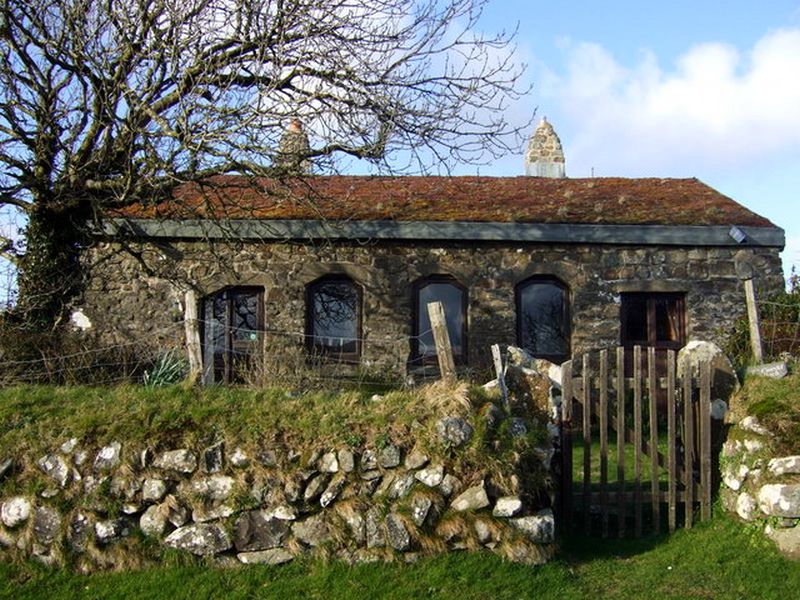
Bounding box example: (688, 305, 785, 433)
(76, 238, 784, 378)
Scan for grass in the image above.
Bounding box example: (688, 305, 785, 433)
(0, 513, 796, 599)
(730, 371, 800, 454)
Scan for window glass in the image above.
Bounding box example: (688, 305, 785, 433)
(621, 293, 685, 348)
(517, 278, 569, 359)
(309, 278, 360, 354)
(201, 287, 262, 384)
(415, 279, 466, 361)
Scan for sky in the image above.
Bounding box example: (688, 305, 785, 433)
(471, 0, 800, 278)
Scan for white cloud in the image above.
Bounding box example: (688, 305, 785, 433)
(538, 28, 800, 176)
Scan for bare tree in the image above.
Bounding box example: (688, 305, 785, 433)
(0, 0, 527, 330)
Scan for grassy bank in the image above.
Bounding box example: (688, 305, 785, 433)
(0, 513, 796, 599)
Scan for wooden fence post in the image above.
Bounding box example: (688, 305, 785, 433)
(491, 344, 510, 412)
(427, 301, 456, 382)
(744, 278, 764, 364)
(184, 289, 203, 384)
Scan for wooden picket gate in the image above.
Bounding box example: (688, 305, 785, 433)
(558, 346, 714, 538)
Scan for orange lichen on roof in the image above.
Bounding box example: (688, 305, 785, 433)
(112, 175, 775, 227)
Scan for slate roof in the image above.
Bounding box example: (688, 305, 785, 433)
(114, 175, 775, 228)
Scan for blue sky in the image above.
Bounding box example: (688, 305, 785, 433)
(473, 0, 800, 278)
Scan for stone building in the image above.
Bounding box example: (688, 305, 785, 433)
(82, 119, 785, 383)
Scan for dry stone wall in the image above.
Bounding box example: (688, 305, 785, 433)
(0, 390, 559, 571)
(721, 413, 800, 559)
(76, 239, 783, 378)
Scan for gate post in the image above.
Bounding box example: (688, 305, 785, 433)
(559, 359, 574, 533)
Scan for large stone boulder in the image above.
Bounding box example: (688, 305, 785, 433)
(1, 496, 31, 528)
(165, 523, 232, 556)
(292, 514, 331, 547)
(437, 417, 473, 448)
(385, 514, 411, 551)
(237, 548, 294, 565)
(510, 509, 555, 544)
(37, 453, 71, 487)
(93, 442, 122, 473)
(677, 341, 739, 403)
(450, 481, 490, 512)
(153, 449, 198, 473)
(33, 506, 62, 545)
(234, 510, 290, 552)
(758, 484, 800, 518)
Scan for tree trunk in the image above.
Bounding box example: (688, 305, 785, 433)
(14, 202, 89, 331)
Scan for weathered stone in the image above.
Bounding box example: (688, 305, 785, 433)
(736, 492, 757, 521)
(769, 456, 800, 477)
(292, 514, 331, 547)
(93, 442, 122, 473)
(153, 449, 198, 473)
(165, 523, 232, 556)
(33, 506, 61, 545)
(267, 504, 298, 521)
(474, 519, 493, 544)
(710, 399, 728, 420)
(234, 510, 290, 552)
(744, 438, 765, 453)
(320, 475, 346, 508)
(255, 449, 275, 467)
(142, 478, 168, 502)
(0, 529, 12, 548)
(95, 518, 130, 545)
(378, 445, 402, 468)
(202, 442, 224, 473)
(746, 361, 789, 380)
(389, 472, 416, 500)
(493, 496, 523, 518)
(59, 438, 79, 454)
(677, 341, 739, 401)
(404, 450, 429, 470)
(337, 449, 355, 473)
(192, 504, 234, 523)
(723, 464, 750, 491)
(436, 417, 473, 448)
(304, 473, 331, 503)
(439, 474, 461, 498)
(231, 447, 252, 468)
(318, 452, 339, 473)
(373, 472, 396, 497)
(163, 496, 189, 528)
(122, 503, 143, 515)
(765, 523, 800, 559)
(508, 417, 528, 437)
(343, 510, 366, 545)
(1, 496, 31, 528)
(237, 548, 294, 565)
(758, 484, 800, 517)
(385, 513, 411, 551)
(510, 509, 555, 543)
(191, 475, 235, 502)
(410, 496, 433, 527)
(451, 481, 490, 512)
(139, 448, 152, 469)
(37, 453, 70, 487)
(284, 478, 302, 503)
(361, 449, 378, 471)
(360, 469, 382, 481)
(722, 439, 744, 457)
(365, 508, 385, 549)
(140, 505, 169, 537)
(67, 512, 90, 553)
(110, 474, 142, 500)
(415, 464, 444, 487)
(740, 416, 771, 437)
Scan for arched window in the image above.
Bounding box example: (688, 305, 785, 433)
(516, 276, 570, 362)
(412, 275, 467, 365)
(306, 275, 362, 361)
(202, 286, 263, 384)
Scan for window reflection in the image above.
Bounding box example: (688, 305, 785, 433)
(202, 287, 262, 384)
(413, 277, 466, 363)
(516, 278, 569, 361)
(307, 277, 360, 357)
